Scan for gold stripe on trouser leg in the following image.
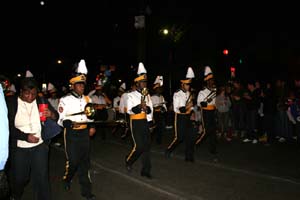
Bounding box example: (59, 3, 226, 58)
(63, 128, 69, 159)
(88, 170, 92, 183)
(195, 108, 206, 145)
(63, 128, 69, 180)
(167, 113, 178, 149)
(126, 118, 136, 162)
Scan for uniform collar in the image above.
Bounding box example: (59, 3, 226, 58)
(71, 91, 82, 98)
(180, 88, 187, 93)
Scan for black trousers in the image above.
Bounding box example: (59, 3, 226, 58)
(10, 143, 50, 200)
(0, 169, 9, 200)
(167, 113, 195, 161)
(153, 111, 166, 144)
(63, 128, 92, 197)
(202, 110, 217, 154)
(126, 119, 151, 174)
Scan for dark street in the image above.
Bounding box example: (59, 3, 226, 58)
(21, 128, 300, 200)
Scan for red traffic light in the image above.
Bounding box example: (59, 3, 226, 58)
(230, 67, 236, 72)
(223, 49, 229, 55)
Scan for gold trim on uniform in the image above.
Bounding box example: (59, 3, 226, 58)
(167, 113, 178, 149)
(154, 108, 161, 112)
(130, 113, 147, 120)
(180, 79, 192, 84)
(134, 74, 147, 82)
(202, 105, 216, 110)
(126, 118, 136, 161)
(69, 74, 86, 85)
(204, 74, 213, 81)
(72, 124, 88, 130)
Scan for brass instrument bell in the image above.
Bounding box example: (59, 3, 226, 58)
(141, 87, 149, 102)
(66, 103, 96, 119)
(84, 103, 96, 119)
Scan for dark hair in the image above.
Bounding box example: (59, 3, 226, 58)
(20, 77, 39, 91)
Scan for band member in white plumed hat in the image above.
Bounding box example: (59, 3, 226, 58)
(203, 65, 214, 81)
(165, 66, 196, 162)
(69, 59, 88, 85)
(153, 75, 163, 89)
(134, 62, 147, 82)
(57, 59, 97, 200)
(195, 65, 218, 160)
(125, 62, 154, 179)
(151, 75, 167, 144)
(180, 66, 195, 84)
(25, 70, 34, 78)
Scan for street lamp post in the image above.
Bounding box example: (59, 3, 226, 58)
(160, 28, 173, 100)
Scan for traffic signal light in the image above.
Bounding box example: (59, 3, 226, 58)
(230, 66, 236, 78)
(223, 49, 229, 55)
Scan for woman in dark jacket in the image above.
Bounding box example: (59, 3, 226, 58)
(6, 77, 58, 200)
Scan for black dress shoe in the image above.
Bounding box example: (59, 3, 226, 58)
(84, 194, 96, 200)
(164, 149, 171, 159)
(141, 172, 152, 179)
(185, 158, 195, 163)
(63, 180, 71, 191)
(209, 149, 218, 155)
(125, 162, 132, 173)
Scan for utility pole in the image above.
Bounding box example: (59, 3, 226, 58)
(135, 15, 146, 62)
(134, 0, 150, 63)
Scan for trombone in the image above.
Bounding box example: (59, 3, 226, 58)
(72, 119, 128, 127)
(195, 87, 217, 145)
(66, 103, 128, 127)
(66, 103, 98, 119)
(203, 87, 217, 103)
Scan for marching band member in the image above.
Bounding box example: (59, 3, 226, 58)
(112, 82, 128, 137)
(88, 79, 112, 140)
(196, 66, 218, 159)
(118, 81, 136, 139)
(151, 75, 167, 144)
(165, 67, 196, 162)
(125, 62, 154, 179)
(57, 59, 96, 200)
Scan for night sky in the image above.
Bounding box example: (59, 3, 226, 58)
(2, 1, 300, 86)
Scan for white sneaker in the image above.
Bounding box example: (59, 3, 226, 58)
(252, 139, 258, 144)
(243, 138, 252, 143)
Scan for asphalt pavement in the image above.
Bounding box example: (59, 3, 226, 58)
(21, 128, 300, 200)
